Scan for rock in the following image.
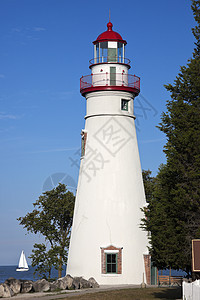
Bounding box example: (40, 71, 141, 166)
(0, 284, 3, 298)
(0, 283, 14, 298)
(65, 274, 74, 289)
(72, 277, 82, 289)
(80, 278, 91, 289)
(88, 277, 99, 288)
(4, 277, 21, 294)
(72, 277, 91, 289)
(32, 279, 50, 292)
(49, 282, 58, 292)
(20, 280, 33, 293)
(55, 274, 73, 290)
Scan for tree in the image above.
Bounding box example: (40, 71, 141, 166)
(142, 164, 191, 272)
(18, 183, 75, 278)
(142, 0, 200, 276)
(142, 169, 155, 203)
(29, 243, 59, 280)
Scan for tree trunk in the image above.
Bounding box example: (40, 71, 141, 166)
(48, 268, 51, 280)
(58, 255, 62, 278)
(169, 267, 171, 285)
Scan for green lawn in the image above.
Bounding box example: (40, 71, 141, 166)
(57, 287, 182, 300)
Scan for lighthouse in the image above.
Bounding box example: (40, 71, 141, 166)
(67, 21, 148, 285)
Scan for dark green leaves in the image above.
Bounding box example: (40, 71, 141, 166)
(17, 183, 75, 279)
(141, 1, 200, 276)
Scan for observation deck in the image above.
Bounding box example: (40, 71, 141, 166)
(80, 72, 140, 96)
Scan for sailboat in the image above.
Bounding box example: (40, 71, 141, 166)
(16, 250, 29, 271)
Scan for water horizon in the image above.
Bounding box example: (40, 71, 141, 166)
(0, 265, 66, 284)
(0, 265, 186, 284)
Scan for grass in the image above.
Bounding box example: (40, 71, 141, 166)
(56, 287, 182, 300)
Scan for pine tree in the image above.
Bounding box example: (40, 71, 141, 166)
(142, 0, 200, 276)
(142, 170, 155, 203)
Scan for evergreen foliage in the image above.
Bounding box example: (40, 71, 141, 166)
(18, 183, 75, 279)
(142, 170, 155, 203)
(142, 0, 200, 276)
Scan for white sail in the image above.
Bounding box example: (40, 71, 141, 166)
(16, 250, 29, 271)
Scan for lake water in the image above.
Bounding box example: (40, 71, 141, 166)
(0, 266, 66, 283)
(0, 265, 186, 284)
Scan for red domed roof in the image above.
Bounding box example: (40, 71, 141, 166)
(93, 22, 127, 45)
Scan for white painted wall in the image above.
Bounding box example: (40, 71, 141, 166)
(91, 63, 129, 75)
(86, 91, 134, 117)
(67, 90, 148, 284)
(90, 64, 129, 88)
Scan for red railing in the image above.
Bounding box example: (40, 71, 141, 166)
(89, 57, 131, 66)
(80, 73, 140, 94)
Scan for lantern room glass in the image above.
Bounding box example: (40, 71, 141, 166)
(94, 41, 125, 64)
(118, 42, 124, 63)
(100, 42, 108, 62)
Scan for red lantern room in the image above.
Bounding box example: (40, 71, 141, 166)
(91, 21, 128, 65)
(80, 21, 140, 96)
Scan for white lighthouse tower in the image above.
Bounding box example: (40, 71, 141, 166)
(67, 21, 148, 285)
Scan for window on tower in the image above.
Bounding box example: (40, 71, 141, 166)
(121, 99, 129, 111)
(81, 131, 87, 157)
(106, 253, 117, 273)
(101, 246, 122, 275)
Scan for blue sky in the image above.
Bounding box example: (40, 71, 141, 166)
(0, 0, 195, 265)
